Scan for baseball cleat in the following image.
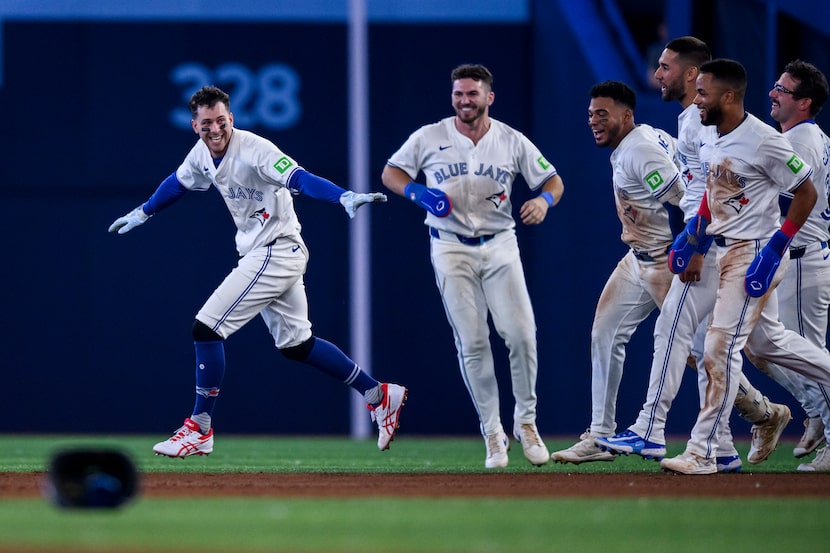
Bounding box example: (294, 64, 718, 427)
(513, 423, 549, 466)
(716, 454, 743, 473)
(595, 429, 666, 461)
(153, 418, 214, 458)
(747, 403, 791, 464)
(368, 383, 407, 450)
(550, 429, 615, 465)
(797, 445, 830, 472)
(660, 450, 716, 475)
(485, 430, 510, 469)
(794, 416, 826, 458)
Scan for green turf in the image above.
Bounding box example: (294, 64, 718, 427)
(0, 435, 825, 553)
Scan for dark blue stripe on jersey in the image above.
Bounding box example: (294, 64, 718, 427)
(288, 169, 346, 203)
(144, 172, 188, 215)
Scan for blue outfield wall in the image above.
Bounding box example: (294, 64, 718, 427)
(1, 8, 824, 439)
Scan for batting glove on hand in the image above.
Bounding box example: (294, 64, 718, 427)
(745, 230, 790, 297)
(340, 191, 387, 219)
(108, 205, 150, 234)
(404, 182, 452, 217)
(668, 214, 708, 274)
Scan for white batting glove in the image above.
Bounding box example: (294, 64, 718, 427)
(108, 205, 150, 234)
(339, 191, 387, 219)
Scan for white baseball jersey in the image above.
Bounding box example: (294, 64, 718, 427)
(176, 128, 305, 256)
(386, 117, 557, 237)
(783, 120, 830, 247)
(609, 124, 683, 254)
(677, 104, 707, 219)
(700, 113, 813, 240)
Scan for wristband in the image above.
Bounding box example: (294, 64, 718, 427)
(781, 218, 800, 238)
(540, 191, 554, 207)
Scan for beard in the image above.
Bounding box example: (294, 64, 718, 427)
(661, 81, 685, 103)
(700, 104, 723, 126)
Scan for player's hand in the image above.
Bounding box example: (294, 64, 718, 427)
(678, 253, 704, 283)
(519, 197, 549, 225)
(668, 214, 707, 274)
(404, 182, 452, 217)
(108, 205, 150, 234)
(339, 191, 387, 219)
(745, 230, 789, 297)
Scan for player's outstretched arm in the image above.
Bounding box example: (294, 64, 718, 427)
(289, 169, 387, 219)
(381, 165, 451, 217)
(108, 173, 188, 234)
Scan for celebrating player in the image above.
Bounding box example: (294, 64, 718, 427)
(381, 64, 563, 468)
(595, 37, 794, 473)
(109, 85, 407, 457)
(661, 59, 830, 474)
(550, 80, 684, 465)
(760, 60, 830, 471)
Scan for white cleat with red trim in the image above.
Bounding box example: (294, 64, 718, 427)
(368, 383, 408, 450)
(153, 418, 214, 457)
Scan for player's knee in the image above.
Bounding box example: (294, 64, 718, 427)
(192, 320, 223, 342)
(280, 336, 316, 361)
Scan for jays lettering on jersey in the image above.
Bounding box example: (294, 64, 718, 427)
(783, 120, 830, 247)
(609, 124, 683, 254)
(175, 129, 305, 256)
(387, 117, 558, 236)
(700, 114, 813, 241)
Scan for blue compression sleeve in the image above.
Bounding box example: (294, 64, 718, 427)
(663, 202, 686, 239)
(144, 172, 188, 215)
(288, 169, 346, 203)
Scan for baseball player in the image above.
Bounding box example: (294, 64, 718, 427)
(381, 64, 563, 468)
(662, 59, 830, 474)
(595, 38, 798, 472)
(550, 80, 685, 465)
(755, 60, 830, 470)
(109, 85, 407, 457)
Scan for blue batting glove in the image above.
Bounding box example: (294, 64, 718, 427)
(745, 230, 790, 297)
(404, 182, 452, 217)
(668, 214, 708, 274)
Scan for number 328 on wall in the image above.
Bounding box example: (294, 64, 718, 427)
(169, 62, 302, 130)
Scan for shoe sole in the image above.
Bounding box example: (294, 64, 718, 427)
(551, 452, 615, 465)
(794, 437, 826, 458)
(661, 465, 717, 475)
(596, 441, 665, 461)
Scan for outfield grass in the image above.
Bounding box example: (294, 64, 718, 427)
(0, 435, 826, 553)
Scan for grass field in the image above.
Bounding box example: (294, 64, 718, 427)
(0, 434, 827, 553)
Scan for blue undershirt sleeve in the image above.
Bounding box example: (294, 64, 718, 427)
(287, 169, 347, 203)
(663, 202, 686, 239)
(143, 172, 188, 216)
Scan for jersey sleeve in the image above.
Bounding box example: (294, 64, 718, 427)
(386, 129, 424, 181)
(757, 132, 813, 193)
(175, 143, 213, 191)
(515, 131, 558, 191)
(634, 137, 683, 205)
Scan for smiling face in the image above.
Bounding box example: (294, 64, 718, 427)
(192, 101, 234, 158)
(587, 96, 631, 149)
(451, 77, 493, 125)
(770, 72, 806, 131)
(694, 72, 725, 127)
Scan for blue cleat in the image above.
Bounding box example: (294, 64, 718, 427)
(595, 430, 666, 461)
(716, 455, 743, 473)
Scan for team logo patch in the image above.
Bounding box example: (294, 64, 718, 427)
(273, 156, 294, 174)
(645, 170, 664, 190)
(537, 156, 551, 170)
(250, 208, 270, 226)
(724, 192, 749, 213)
(787, 154, 804, 174)
(487, 189, 508, 208)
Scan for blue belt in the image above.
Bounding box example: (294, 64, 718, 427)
(632, 246, 669, 262)
(429, 227, 496, 245)
(790, 241, 829, 259)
